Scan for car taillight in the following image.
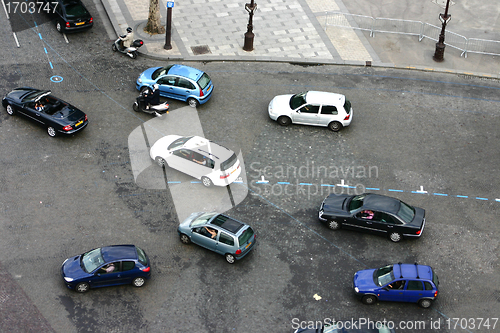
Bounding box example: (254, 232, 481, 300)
(89, 17, 93, 23)
(235, 249, 242, 255)
(220, 173, 230, 179)
(416, 230, 421, 235)
(199, 87, 204, 97)
(434, 291, 438, 297)
(66, 22, 70, 28)
(141, 266, 150, 272)
(344, 114, 350, 120)
(63, 125, 72, 131)
(84, 115, 88, 121)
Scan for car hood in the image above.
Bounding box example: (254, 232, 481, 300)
(61, 255, 90, 280)
(5, 88, 33, 101)
(353, 268, 378, 290)
(270, 94, 294, 114)
(150, 135, 182, 158)
(322, 194, 350, 213)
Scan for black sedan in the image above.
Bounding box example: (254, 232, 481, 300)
(45, 0, 93, 33)
(2, 87, 88, 137)
(318, 193, 425, 242)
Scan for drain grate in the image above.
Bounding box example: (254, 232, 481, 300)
(191, 45, 211, 55)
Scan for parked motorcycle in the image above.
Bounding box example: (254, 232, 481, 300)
(133, 90, 169, 116)
(112, 37, 144, 59)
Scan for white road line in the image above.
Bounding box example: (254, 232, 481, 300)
(13, 32, 20, 47)
(63, 33, 69, 43)
(1, 0, 9, 19)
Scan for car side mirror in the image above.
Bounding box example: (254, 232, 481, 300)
(296, 110, 301, 113)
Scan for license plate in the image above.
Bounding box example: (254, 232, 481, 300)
(75, 120, 83, 127)
(245, 242, 252, 249)
(75, 22, 85, 26)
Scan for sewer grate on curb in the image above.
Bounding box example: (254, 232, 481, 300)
(191, 45, 211, 55)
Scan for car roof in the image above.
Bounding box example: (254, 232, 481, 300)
(392, 263, 434, 281)
(363, 193, 400, 214)
(182, 136, 235, 161)
(305, 91, 345, 105)
(101, 245, 138, 262)
(209, 214, 245, 234)
(167, 64, 204, 81)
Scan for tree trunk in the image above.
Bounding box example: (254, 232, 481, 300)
(144, 0, 165, 34)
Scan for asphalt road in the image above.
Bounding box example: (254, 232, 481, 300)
(0, 2, 499, 333)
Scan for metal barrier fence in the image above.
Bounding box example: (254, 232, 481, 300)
(324, 12, 499, 58)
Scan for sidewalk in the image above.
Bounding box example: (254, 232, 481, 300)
(100, 0, 500, 78)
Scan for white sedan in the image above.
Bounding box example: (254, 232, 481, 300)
(268, 91, 353, 132)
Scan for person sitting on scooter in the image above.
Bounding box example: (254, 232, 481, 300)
(145, 84, 160, 108)
(120, 27, 134, 50)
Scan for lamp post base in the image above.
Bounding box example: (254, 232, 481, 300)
(433, 42, 445, 62)
(243, 31, 254, 52)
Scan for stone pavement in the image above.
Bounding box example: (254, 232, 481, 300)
(100, 0, 500, 78)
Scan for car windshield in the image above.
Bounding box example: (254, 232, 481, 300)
(65, 4, 89, 17)
(136, 246, 147, 266)
(197, 73, 211, 90)
(238, 227, 254, 246)
(290, 92, 307, 110)
(168, 136, 193, 150)
(191, 212, 217, 227)
(344, 99, 352, 114)
(220, 153, 238, 171)
(348, 194, 366, 212)
(22, 90, 50, 102)
(152, 65, 173, 80)
(432, 270, 439, 287)
(397, 201, 415, 224)
(81, 248, 104, 273)
(374, 264, 395, 287)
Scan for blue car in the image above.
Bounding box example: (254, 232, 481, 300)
(136, 64, 214, 107)
(353, 263, 439, 308)
(61, 245, 151, 293)
(178, 212, 256, 264)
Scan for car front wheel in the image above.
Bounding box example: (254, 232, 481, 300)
(225, 254, 236, 264)
(180, 233, 191, 244)
(328, 121, 342, 132)
(132, 277, 146, 287)
(201, 176, 213, 187)
(47, 127, 57, 137)
(187, 98, 198, 108)
(389, 232, 402, 243)
(327, 220, 341, 230)
(361, 295, 377, 305)
(418, 299, 433, 308)
(75, 282, 90, 293)
(277, 116, 291, 126)
(6, 104, 15, 116)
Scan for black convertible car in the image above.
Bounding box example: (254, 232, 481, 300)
(2, 87, 88, 137)
(318, 193, 426, 242)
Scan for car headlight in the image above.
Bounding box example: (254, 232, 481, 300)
(354, 287, 359, 293)
(138, 78, 142, 83)
(64, 276, 74, 282)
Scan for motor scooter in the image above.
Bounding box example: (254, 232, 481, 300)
(112, 36, 144, 59)
(133, 90, 169, 116)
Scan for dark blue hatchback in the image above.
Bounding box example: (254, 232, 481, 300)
(61, 245, 151, 293)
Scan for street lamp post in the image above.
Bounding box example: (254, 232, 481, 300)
(433, 0, 452, 62)
(243, 0, 257, 52)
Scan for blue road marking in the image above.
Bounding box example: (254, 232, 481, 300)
(50, 75, 63, 82)
(299, 183, 313, 186)
(366, 187, 380, 190)
(475, 197, 488, 200)
(278, 182, 290, 184)
(433, 193, 448, 196)
(321, 184, 335, 187)
(388, 189, 404, 192)
(456, 195, 468, 198)
(167, 181, 181, 184)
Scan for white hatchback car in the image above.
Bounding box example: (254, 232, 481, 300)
(150, 135, 241, 187)
(268, 91, 353, 131)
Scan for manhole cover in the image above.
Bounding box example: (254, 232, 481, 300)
(191, 45, 211, 55)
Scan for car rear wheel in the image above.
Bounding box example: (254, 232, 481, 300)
(75, 282, 90, 293)
(47, 127, 57, 137)
(418, 299, 433, 308)
(361, 295, 377, 305)
(155, 157, 166, 167)
(225, 254, 236, 264)
(6, 104, 15, 116)
(328, 121, 342, 132)
(389, 232, 402, 243)
(132, 277, 146, 287)
(201, 176, 213, 187)
(187, 98, 198, 108)
(56, 21, 64, 33)
(327, 220, 341, 230)
(180, 234, 191, 244)
(277, 116, 291, 126)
